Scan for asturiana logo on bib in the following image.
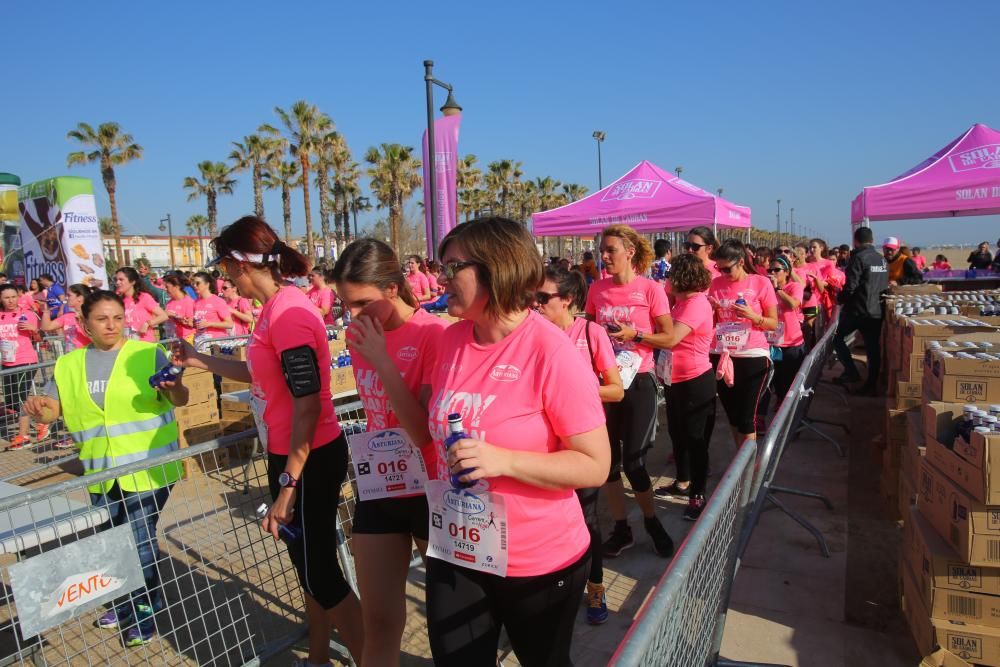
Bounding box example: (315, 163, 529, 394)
(601, 179, 662, 202)
(397, 346, 418, 362)
(369, 430, 407, 452)
(490, 365, 521, 382)
(444, 489, 486, 515)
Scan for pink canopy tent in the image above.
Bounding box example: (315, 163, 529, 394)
(531, 160, 751, 236)
(851, 123, 1000, 227)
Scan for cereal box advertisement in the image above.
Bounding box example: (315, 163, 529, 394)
(16, 177, 107, 289)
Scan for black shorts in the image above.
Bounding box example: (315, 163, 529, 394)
(267, 435, 352, 610)
(352, 494, 430, 540)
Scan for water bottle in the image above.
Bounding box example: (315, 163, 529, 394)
(149, 364, 184, 389)
(255, 504, 301, 544)
(444, 413, 476, 489)
(959, 405, 977, 444)
(342, 309, 352, 326)
(343, 349, 351, 366)
(735, 293, 747, 307)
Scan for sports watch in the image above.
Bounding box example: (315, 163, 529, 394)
(633, 331, 645, 344)
(278, 472, 299, 489)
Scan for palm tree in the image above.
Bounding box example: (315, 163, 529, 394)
(365, 143, 422, 256)
(561, 183, 589, 203)
(347, 187, 373, 240)
(328, 136, 358, 249)
(313, 131, 353, 259)
(485, 159, 523, 217)
(66, 122, 143, 265)
(263, 160, 301, 244)
(183, 161, 237, 237)
(229, 134, 281, 218)
(186, 214, 209, 266)
(263, 101, 333, 259)
(456, 154, 482, 222)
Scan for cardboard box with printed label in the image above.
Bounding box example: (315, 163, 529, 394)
(918, 459, 1000, 567)
(925, 374, 1000, 405)
(220, 380, 250, 394)
(220, 399, 251, 416)
(330, 366, 356, 394)
(900, 380, 924, 399)
(175, 403, 220, 427)
(923, 402, 967, 446)
(905, 508, 1000, 627)
(211, 345, 248, 361)
(920, 649, 976, 667)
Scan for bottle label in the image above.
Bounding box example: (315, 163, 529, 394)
(426, 479, 508, 577)
(348, 428, 428, 501)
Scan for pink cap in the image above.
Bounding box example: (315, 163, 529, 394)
(882, 237, 900, 249)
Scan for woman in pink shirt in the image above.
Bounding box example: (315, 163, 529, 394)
(115, 267, 167, 342)
(331, 239, 448, 666)
(649, 255, 718, 521)
(39, 283, 92, 352)
(666, 226, 722, 304)
(190, 272, 234, 346)
(708, 239, 779, 444)
(425, 260, 443, 299)
(428, 217, 610, 664)
(306, 268, 334, 323)
(585, 224, 675, 560)
(807, 237, 845, 325)
(221, 279, 254, 336)
(162, 275, 196, 342)
(0, 284, 41, 448)
(403, 256, 432, 303)
(537, 265, 622, 626)
(174, 216, 363, 665)
(763, 255, 805, 413)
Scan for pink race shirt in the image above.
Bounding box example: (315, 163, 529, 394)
(776, 281, 805, 348)
(427, 312, 605, 577)
(565, 317, 616, 375)
(406, 271, 430, 300)
(123, 292, 159, 342)
(194, 295, 231, 340)
(352, 308, 449, 481)
(0, 311, 38, 366)
(307, 287, 333, 320)
(165, 296, 196, 340)
(226, 297, 253, 336)
(17, 294, 35, 314)
(669, 292, 714, 383)
(709, 273, 778, 357)
(793, 265, 819, 308)
(247, 286, 341, 455)
(55, 312, 91, 351)
(585, 276, 669, 373)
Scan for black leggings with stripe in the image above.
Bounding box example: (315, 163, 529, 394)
(710, 355, 772, 435)
(605, 372, 659, 492)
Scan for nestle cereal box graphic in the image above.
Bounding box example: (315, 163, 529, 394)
(16, 177, 107, 289)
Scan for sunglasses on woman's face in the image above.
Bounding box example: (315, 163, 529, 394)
(441, 260, 479, 280)
(684, 241, 706, 251)
(767, 267, 784, 274)
(716, 263, 738, 274)
(535, 291, 561, 305)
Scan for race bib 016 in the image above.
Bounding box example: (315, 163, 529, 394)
(714, 322, 751, 352)
(426, 480, 508, 576)
(349, 428, 428, 501)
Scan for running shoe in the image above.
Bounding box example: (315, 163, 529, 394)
(98, 602, 151, 630)
(7, 435, 30, 451)
(654, 480, 690, 499)
(34, 423, 49, 441)
(644, 517, 675, 558)
(54, 438, 75, 450)
(602, 523, 634, 558)
(684, 495, 707, 522)
(586, 582, 609, 625)
(124, 618, 155, 647)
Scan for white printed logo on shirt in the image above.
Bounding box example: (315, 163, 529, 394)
(489, 365, 521, 382)
(397, 346, 418, 362)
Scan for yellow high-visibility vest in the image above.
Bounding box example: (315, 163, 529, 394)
(54, 340, 183, 494)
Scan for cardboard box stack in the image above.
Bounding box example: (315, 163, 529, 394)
(209, 344, 257, 459)
(882, 290, 1000, 663)
(175, 366, 223, 473)
(328, 332, 356, 395)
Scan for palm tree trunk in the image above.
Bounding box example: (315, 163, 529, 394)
(107, 186, 124, 266)
(282, 185, 293, 244)
(300, 154, 314, 259)
(340, 195, 350, 245)
(389, 196, 401, 256)
(253, 163, 264, 218)
(207, 192, 218, 237)
(317, 167, 331, 261)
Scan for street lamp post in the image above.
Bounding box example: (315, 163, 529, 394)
(776, 200, 781, 247)
(158, 214, 175, 271)
(424, 60, 461, 260)
(675, 166, 683, 179)
(592, 131, 605, 189)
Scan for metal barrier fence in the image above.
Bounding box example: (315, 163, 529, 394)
(610, 311, 846, 666)
(607, 439, 757, 667)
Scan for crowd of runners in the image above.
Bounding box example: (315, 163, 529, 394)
(6, 217, 991, 664)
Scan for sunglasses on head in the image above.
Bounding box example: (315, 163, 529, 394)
(535, 291, 561, 305)
(684, 241, 706, 251)
(441, 260, 479, 280)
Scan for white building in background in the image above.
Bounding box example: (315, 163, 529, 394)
(103, 235, 214, 270)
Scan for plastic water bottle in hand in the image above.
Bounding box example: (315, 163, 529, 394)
(735, 292, 747, 307)
(445, 413, 476, 489)
(256, 503, 301, 544)
(149, 364, 184, 389)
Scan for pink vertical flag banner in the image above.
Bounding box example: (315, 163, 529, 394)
(422, 113, 462, 258)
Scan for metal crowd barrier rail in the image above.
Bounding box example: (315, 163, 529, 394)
(607, 439, 757, 667)
(0, 427, 368, 666)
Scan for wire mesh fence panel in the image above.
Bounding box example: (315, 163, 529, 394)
(608, 440, 756, 667)
(0, 433, 331, 666)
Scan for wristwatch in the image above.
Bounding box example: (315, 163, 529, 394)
(278, 472, 299, 489)
(634, 331, 645, 344)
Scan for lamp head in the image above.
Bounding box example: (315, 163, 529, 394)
(440, 90, 462, 116)
(592, 131, 606, 142)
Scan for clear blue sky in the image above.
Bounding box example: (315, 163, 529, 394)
(4, 0, 1000, 247)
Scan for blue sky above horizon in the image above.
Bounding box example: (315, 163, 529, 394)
(4, 0, 1000, 247)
